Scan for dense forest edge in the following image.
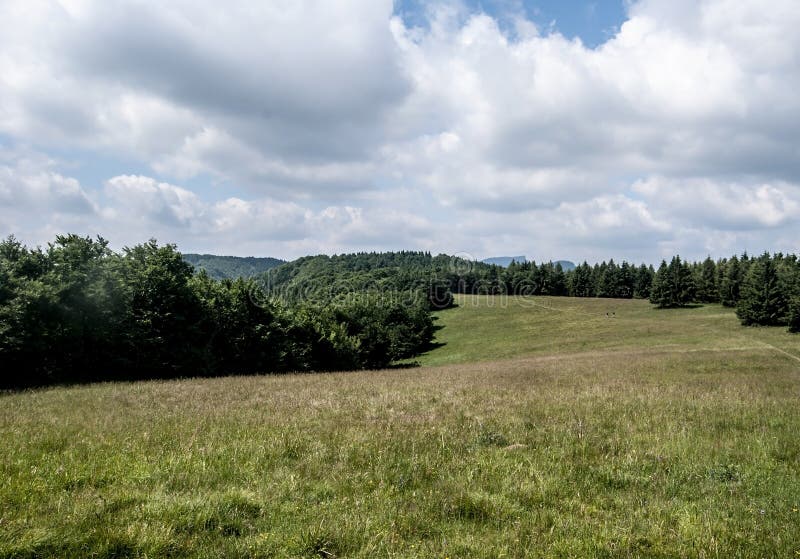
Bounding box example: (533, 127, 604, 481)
(1, 234, 798, 389)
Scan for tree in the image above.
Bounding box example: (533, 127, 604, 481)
(619, 262, 635, 299)
(597, 260, 620, 298)
(649, 261, 670, 307)
(789, 297, 800, 333)
(633, 264, 654, 299)
(695, 257, 718, 303)
(736, 253, 788, 326)
(551, 263, 568, 296)
(650, 256, 694, 308)
(569, 262, 594, 297)
(719, 256, 742, 307)
(119, 240, 205, 376)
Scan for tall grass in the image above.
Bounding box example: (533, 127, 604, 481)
(2, 297, 799, 557)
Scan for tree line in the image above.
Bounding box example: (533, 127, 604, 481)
(263, 251, 800, 333)
(647, 253, 799, 331)
(0, 235, 435, 388)
(494, 254, 799, 332)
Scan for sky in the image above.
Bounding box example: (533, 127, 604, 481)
(1, 0, 799, 263)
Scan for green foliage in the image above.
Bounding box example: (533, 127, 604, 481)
(260, 251, 480, 309)
(183, 253, 285, 280)
(0, 236, 436, 388)
(568, 262, 594, 297)
(649, 256, 695, 308)
(719, 255, 743, 307)
(789, 297, 800, 333)
(736, 253, 790, 326)
(695, 257, 718, 303)
(633, 264, 655, 299)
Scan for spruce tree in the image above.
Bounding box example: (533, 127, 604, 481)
(789, 297, 800, 333)
(719, 255, 742, 307)
(551, 263, 568, 296)
(650, 261, 670, 307)
(696, 257, 718, 303)
(598, 260, 620, 298)
(634, 264, 654, 299)
(569, 262, 594, 297)
(736, 253, 788, 326)
(619, 262, 635, 298)
(650, 257, 694, 308)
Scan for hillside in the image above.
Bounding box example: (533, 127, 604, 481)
(417, 294, 800, 366)
(260, 251, 499, 306)
(183, 253, 285, 280)
(3, 297, 800, 557)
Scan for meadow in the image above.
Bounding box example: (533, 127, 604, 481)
(2, 296, 800, 558)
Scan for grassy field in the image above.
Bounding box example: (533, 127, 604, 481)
(2, 296, 800, 558)
(418, 295, 800, 366)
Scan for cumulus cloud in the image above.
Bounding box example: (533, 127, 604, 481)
(632, 176, 800, 230)
(1, 0, 799, 261)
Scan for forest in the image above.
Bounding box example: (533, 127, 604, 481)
(182, 253, 285, 280)
(1, 234, 798, 388)
(0, 236, 434, 388)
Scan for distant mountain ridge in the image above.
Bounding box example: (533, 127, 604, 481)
(183, 253, 285, 280)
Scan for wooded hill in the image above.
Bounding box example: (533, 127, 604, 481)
(183, 253, 285, 280)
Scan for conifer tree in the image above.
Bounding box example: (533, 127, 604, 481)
(696, 257, 718, 303)
(569, 262, 594, 297)
(634, 264, 654, 299)
(736, 253, 788, 326)
(551, 263, 568, 296)
(789, 297, 800, 333)
(719, 255, 742, 307)
(650, 257, 694, 308)
(649, 261, 670, 307)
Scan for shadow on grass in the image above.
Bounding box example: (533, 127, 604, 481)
(385, 362, 421, 370)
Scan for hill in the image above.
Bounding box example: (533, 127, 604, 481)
(3, 296, 800, 557)
(416, 294, 800, 366)
(261, 251, 500, 307)
(183, 253, 285, 279)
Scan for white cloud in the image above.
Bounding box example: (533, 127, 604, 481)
(633, 176, 800, 230)
(0, 153, 97, 216)
(1, 0, 799, 261)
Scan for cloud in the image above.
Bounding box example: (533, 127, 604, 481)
(633, 176, 800, 230)
(0, 151, 97, 216)
(1, 0, 799, 261)
(0, 0, 409, 196)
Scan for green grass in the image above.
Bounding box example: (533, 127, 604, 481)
(418, 295, 800, 366)
(2, 296, 800, 557)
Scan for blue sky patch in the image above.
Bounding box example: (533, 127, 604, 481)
(394, 0, 628, 47)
